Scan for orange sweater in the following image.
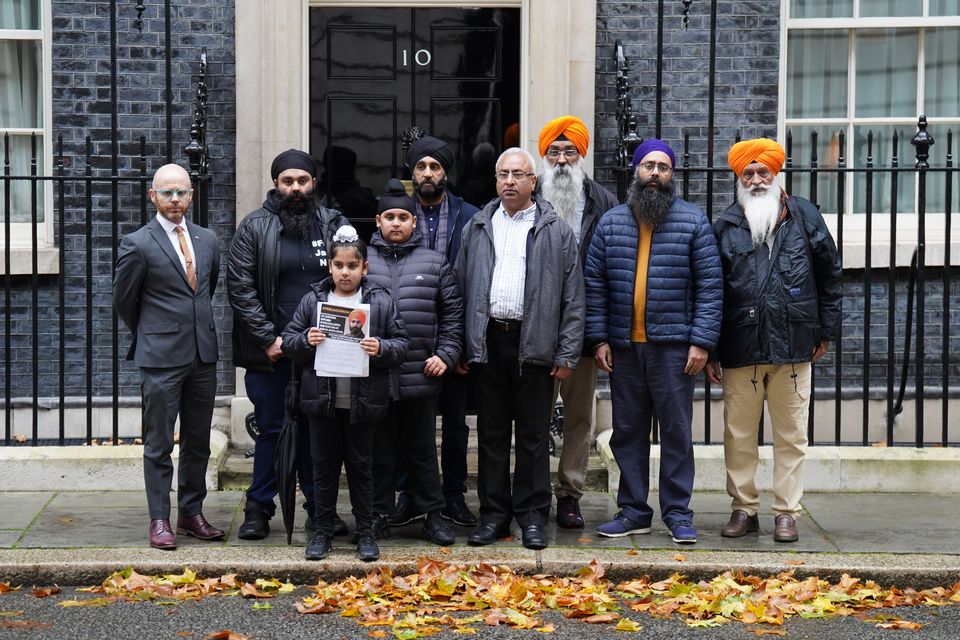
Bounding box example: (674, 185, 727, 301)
(631, 223, 654, 342)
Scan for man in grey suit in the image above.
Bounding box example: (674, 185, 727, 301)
(114, 163, 224, 550)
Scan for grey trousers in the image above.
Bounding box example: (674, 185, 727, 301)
(141, 358, 216, 519)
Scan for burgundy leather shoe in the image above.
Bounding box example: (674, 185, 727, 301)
(176, 513, 225, 541)
(149, 518, 177, 550)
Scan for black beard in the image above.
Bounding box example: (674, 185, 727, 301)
(627, 177, 674, 227)
(413, 176, 447, 200)
(278, 191, 316, 239)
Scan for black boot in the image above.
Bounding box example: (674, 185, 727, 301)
(238, 499, 270, 540)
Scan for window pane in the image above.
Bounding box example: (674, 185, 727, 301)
(930, 0, 960, 16)
(855, 29, 918, 118)
(925, 28, 960, 118)
(0, 39, 43, 128)
(0, 134, 45, 223)
(787, 30, 848, 119)
(784, 126, 843, 215)
(790, 0, 852, 18)
(853, 125, 915, 214)
(926, 126, 960, 216)
(0, 0, 40, 30)
(859, 0, 922, 16)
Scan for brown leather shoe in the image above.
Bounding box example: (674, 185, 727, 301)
(149, 518, 177, 550)
(176, 513, 225, 541)
(721, 510, 759, 538)
(774, 514, 799, 543)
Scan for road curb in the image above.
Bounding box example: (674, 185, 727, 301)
(3, 547, 959, 589)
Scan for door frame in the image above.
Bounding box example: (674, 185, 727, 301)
(235, 0, 598, 223)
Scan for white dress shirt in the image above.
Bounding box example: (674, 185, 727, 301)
(155, 212, 196, 276)
(488, 202, 536, 320)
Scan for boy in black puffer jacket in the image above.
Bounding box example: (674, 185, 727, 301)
(366, 179, 464, 546)
(282, 226, 408, 562)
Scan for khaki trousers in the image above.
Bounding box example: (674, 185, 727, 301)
(722, 362, 810, 517)
(552, 356, 597, 500)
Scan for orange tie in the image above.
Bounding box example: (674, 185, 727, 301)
(174, 225, 197, 291)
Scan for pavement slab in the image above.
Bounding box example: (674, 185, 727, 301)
(0, 491, 54, 530)
(1, 489, 959, 588)
(0, 530, 21, 548)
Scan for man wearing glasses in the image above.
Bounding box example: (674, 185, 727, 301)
(706, 138, 841, 543)
(114, 164, 223, 550)
(456, 147, 584, 550)
(585, 139, 722, 545)
(536, 116, 618, 530)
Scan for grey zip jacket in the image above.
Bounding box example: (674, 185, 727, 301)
(455, 195, 584, 369)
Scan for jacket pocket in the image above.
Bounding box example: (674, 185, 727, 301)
(786, 299, 819, 357)
(143, 321, 178, 334)
(721, 305, 761, 363)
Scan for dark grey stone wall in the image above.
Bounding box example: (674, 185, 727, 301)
(2, 0, 235, 400)
(595, 0, 780, 210)
(822, 269, 960, 394)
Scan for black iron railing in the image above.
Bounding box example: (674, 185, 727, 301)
(1, 45, 211, 447)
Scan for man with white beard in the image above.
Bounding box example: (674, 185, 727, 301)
(706, 138, 842, 543)
(536, 116, 617, 529)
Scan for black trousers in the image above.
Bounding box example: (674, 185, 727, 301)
(373, 396, 445, 515)
(472, 324, 553, 528)
(309, 409, 375, 536)
(438, 371, 470, 501)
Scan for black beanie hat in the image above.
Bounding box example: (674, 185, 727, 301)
(405, 136, 455, 174)
(377, 179, 416, 215)
(270, 149, 317, 180)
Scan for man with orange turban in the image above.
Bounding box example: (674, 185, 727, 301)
(536, 115, 617, 530)
(706, 138, 842, 544)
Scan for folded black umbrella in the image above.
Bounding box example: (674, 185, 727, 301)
(274, 367, 302, 545)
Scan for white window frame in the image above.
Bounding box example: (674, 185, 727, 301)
(778, 0, 960, 268)
(1, 0, 57, 275)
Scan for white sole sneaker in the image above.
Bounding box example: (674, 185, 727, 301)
(595, 526, 652, 538)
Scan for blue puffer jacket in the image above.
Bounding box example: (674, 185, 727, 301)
(584, 199, 723, 350)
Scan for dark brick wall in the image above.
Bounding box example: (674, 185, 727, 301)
(595, 0, 780, 211)
(2, 0, 235, 399)
(822, 269, 960, 393)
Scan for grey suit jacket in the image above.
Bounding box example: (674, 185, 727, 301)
(113, 216, 220, 369)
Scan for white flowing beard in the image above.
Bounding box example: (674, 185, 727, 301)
(540, 159, 586, 227)
(736, 181, 781, 246)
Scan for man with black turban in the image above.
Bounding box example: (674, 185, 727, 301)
(386, 135, 481, 531)
(227, 148, 350, 541)
(706, 139, 842, 544)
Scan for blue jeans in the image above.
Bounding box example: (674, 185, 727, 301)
(244, 359, 314, 518)
(609, 342, 695, 528)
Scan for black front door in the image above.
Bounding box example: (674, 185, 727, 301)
(309, 7, 521, 239)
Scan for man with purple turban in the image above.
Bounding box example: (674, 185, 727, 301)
(584, 139, 722, 545)
(706, 138, 841, 543)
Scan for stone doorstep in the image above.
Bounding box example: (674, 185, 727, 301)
(0, 430, 230, 492)
(596, 430, 960, 494)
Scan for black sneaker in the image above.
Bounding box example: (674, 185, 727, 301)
(304, 533, 332, 560)
(441, 497, 478, 527)
(423, 511, 456, 546)
(238, 500, 270, 540)
(387, 493, 425, 526)
(356, 533, 380, 562)
(353, 514, 391, 543)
